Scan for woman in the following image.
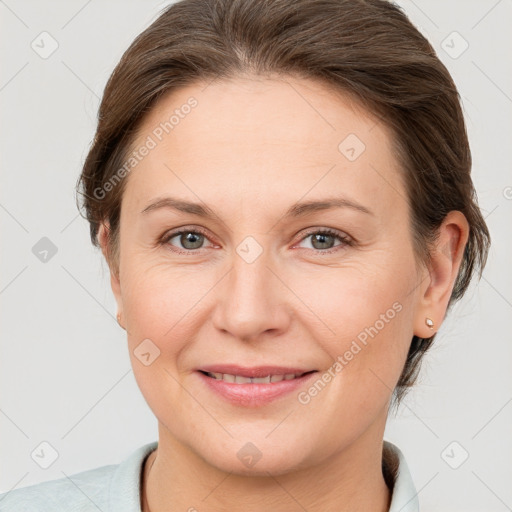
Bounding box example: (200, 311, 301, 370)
(0, 0, 490, 510)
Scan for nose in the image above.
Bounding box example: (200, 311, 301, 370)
(212, 245, 291, 342)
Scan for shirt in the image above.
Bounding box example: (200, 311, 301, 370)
(0, 440, 419, 511)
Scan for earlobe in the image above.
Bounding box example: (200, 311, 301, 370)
(413, 211, 469, 337)
(116, 311, 125, 330)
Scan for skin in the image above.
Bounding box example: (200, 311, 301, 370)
(98, 74, 468, 512)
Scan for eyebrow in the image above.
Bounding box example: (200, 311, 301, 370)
(140, 196, 373, 219)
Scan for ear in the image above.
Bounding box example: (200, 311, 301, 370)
(413, 211, 469, 338)
(98, 221, 123, 324)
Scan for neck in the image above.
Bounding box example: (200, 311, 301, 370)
(142, 426, 392, 512)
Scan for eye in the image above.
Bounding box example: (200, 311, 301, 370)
(295, 228, 352, 253)
(161, 227, 217, 253)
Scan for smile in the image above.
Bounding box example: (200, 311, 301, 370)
(201, 371, 312, 383)
(196, 368, 319, 407)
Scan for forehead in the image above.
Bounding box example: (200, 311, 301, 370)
(123, 75, 403, 215)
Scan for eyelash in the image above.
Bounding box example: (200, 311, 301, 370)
(159, 226, 353, 255)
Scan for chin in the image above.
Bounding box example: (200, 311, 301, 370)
(202, 443, 311, 477)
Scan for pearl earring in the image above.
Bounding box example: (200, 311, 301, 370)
(425, 317, 434, 329)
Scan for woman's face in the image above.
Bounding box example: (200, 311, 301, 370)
(107, 75, 431, 475)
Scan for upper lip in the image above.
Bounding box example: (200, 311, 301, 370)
(198, 365, 317, 378)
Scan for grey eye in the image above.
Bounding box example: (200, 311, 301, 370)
(171, 232, 205, 250)
(309, 233, 336, 250)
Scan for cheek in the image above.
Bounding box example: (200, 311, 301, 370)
(119, 253, 222, 388)
(292, 272, 414, 449)
(120, 251, 208, 336)
(299, 257, 416, 397)
(120, 261, 200, 418)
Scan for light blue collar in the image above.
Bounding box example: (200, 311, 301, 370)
(385, 440, 420, 512)
(109, 441, 157, 512)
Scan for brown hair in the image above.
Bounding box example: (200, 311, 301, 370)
(76, 0, 490, 405)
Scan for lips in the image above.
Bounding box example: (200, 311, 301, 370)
(196, 366, 319, 407)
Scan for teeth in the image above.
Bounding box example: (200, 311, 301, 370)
(252, 376, 271, 383)
(206, 372, 303, 383)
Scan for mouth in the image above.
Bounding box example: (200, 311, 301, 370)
(196, 366, 319, 407)
(197, 364, 317, 381)
(198, 369, 317, 384)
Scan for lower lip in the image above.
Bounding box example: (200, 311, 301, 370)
(197, 371, 318, 407)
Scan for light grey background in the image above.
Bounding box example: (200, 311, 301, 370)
(1, 1, 511, 510)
